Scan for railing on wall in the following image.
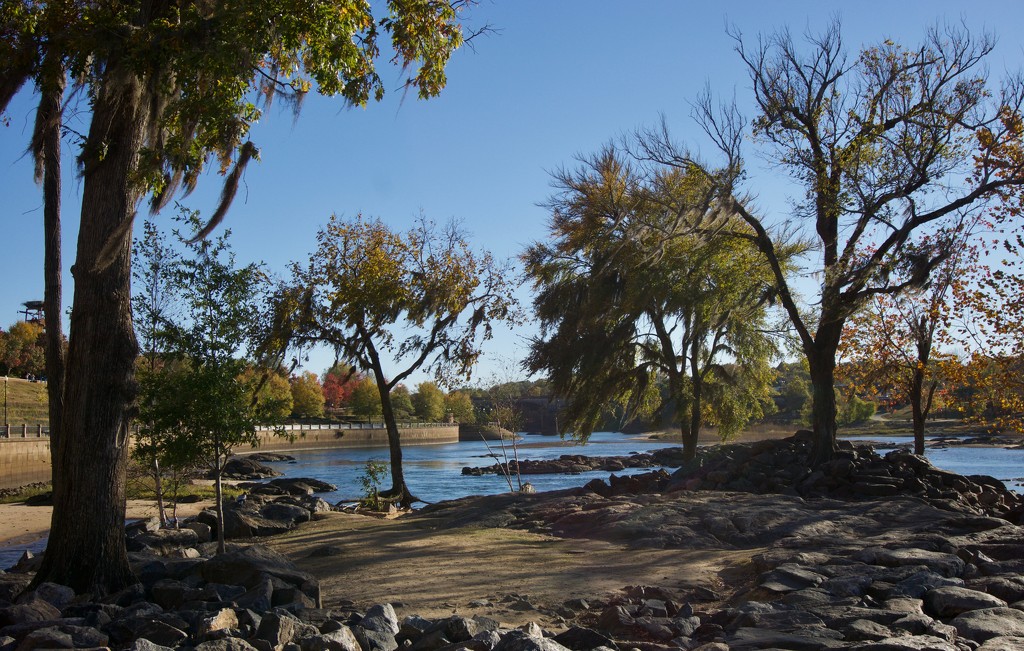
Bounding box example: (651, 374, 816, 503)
(0, 420, 457, 439)
(0, 424, 50, 438)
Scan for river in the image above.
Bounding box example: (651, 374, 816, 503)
(1, 432, 1020, 568)
(268, 431, 1024, 505)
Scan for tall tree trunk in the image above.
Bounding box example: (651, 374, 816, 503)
(32, 64, 147, 595)
(910, 367, 927, 456)
(369, 361, 413, 507)
(807, 346, 839, 466)
(214, 448, 226, 554)
(37, 52, 66, 452)
(681, 339, 703, 462)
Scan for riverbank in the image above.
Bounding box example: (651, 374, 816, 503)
(0, 498, 214, 547)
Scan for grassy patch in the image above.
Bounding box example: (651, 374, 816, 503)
(2, 378, 49, 426)
(125, 473, 243, 502)
(0, 482, 51, 504)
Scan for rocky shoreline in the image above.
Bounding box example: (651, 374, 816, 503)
(2, 434, 1024, 650)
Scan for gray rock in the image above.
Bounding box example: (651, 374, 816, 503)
(13, 626, 74, 651)
(881, 598, 924, 614)
(20, 583, 74, 610)
(0, 575, 31, 603)
(199, 608, 241, 640)
(257, 613, 312, 650)
(201, 546, 319, 606)
(852, 548, 965, 578)
(130, 639, 176, 651)
(135, 528, 200, 553)
(133, 620, 189, 647)
(977, 637, 1024, 651)
(360, 604, 400, 636)
(951, 607, 1024, 643)
(893, 571, 965, 598)
(842, 619, 894, 642)
(0, 598, 61, 626)
(822, 574, 873, 597)
(354, 625, 399, 651)
(968, 576, 1024, 602)
(924, 586, 1007, 617)
(184, 521, 214, 543)
(726, 627, 846, 649)
(195, 638, 261, 651)
(268, 478, 338, 495)
(759, 564, 827, 592)
(847, 635, 958, 650)
(300, 626, 362, 651)
(671, 616, 700, 637)
(259, 503, 312, 525)
(492, 630, 572, 651)
(552, 626, 616, 651)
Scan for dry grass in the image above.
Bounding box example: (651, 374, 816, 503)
(2, 377, 48, 426)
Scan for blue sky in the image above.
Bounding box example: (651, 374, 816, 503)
(2, 1, 1024, 388)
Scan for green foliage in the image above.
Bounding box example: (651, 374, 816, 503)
(290, 371, 325, 418)
(250, 369, 294, 422)
(445, 390, 476, 424)
(2, 0, 475, 203)
(0, 321, 46, 378)
(412, 381, 445, 422)
(133, 213, 271, 546)
(358, 459, 389, 511)
(349, 376, 382, 418)
(274, 214, 519, 502)
(390, 384, 414, 420)
(838, 394, 876, 427)
(774, 362, 811, 420)
(524, 147, 783, 456)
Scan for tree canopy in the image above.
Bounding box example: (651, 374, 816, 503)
(274, 214, 518, 505)
(2, 0, 480, 594)
(525, 146, 782, 459)
(633, 20, 1024, 463)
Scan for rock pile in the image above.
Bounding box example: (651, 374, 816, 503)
(661, 432, 1024, 522)
(561, 507, 1024, 650)
(462, 448, 689, 477)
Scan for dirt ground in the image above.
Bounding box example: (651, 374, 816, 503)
(266, 508, 757, 628)
(0, 499, 213, 547)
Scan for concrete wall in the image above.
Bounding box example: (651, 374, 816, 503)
(244, 425, 459, 453)
(0, 425, 459, 489)
(0, 437, 52, 489)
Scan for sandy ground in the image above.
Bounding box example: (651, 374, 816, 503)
(0, 499, 214, 547)
(266, 510, 755, 628)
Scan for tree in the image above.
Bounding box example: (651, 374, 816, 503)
(132, 221, 181, 526)
(246, 368, 293, 422)
(412, 381, 446, 422)
(276, 214, 518, 506)
(349, 376, 383, 418)
(837, 235, 971, 453)
(0, 321, 46, 378)
(445, 390, 476, 424)
(947, 220, 1024, 431)
(391, 384, 414, 421)
(525, 148, 781, 460)
(637, 21, 1024, 464)
(322, 363, 360, 410)
(138, 218, 270, 553)
(290, 371, 325, 418)
(3, 0, 479, 593)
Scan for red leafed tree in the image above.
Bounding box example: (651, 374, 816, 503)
(322, 363, 361, 410)
(837, 231, 977, 454)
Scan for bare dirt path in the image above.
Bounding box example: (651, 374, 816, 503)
(266, 508, 755, 628)
(0, 499, 213, 547)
